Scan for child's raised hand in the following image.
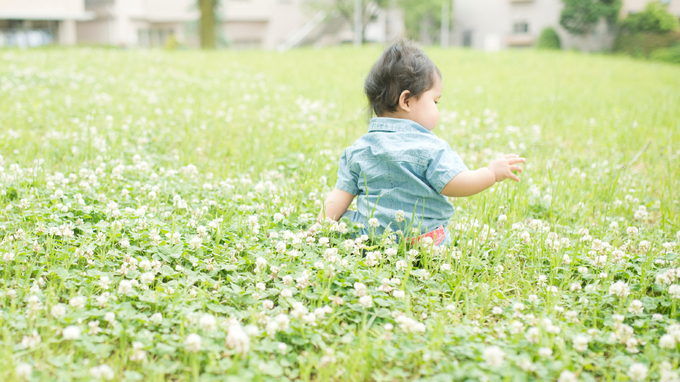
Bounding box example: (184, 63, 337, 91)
(488, 154, 526, 182)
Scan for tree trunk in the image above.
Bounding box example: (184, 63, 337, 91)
(199, 0, 216, 49)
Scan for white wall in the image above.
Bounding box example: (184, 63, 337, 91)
(453, 0, 617, 51)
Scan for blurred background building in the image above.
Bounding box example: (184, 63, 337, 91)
(0, 0, 678, 52)
(0, 0, 94, 47)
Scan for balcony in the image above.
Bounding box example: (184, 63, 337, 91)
(506, 34, 534, 46)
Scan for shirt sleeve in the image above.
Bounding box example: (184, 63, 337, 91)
(425, 141, 468, 193)
(334, 149, 359, 195)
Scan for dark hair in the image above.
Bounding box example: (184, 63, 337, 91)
(364, 39, 442, 117)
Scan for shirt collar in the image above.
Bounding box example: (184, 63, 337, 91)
(368, 117, 434, 135)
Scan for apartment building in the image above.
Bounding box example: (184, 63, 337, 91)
(77, 0, 311, 49)
(75, 0, 402, 49)
(0, 0, 93, 47)
(451, 0, 680, 51)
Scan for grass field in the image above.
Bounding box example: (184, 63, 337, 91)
(0, 46, 679, 381)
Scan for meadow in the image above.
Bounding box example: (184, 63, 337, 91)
(0, 46, 679, 381)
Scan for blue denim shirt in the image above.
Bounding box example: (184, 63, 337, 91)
(335, 117, 468, 244)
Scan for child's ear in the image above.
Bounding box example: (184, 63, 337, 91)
(398, 90, 411, 112)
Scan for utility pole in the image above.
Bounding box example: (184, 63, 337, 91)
(354, 0, 362, 46)
(440, 0, 449, 48)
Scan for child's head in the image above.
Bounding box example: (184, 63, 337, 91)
(364, 39, 442, 130)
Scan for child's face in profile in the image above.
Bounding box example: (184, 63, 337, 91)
(406, 78, 443, 131)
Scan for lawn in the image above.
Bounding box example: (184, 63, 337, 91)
(0, 46, 679, 381)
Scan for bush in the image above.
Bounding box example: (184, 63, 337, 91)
(614, 31, 680, 57)
(537, 27, 562, 50)
(620, 1, 679, 34)
(650, 45, 680, 64)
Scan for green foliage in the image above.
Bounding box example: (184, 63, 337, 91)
(303, 0, 392, 35)
(650, 44, 680, 64)
(537, 27, 562, 50)
(396, 0, 444, 43)
(614, 31, 680, 57)
(1, 47, 680, 380)
(560, 0, 622, 36)
(620, 1, 680, 34)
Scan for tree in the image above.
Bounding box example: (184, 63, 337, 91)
(560, 0, 621, 36)
(303, 0, 391, 42)
(199, 0, 219, 49)
(620, 1, 679, 34)
(397, 0, 445, 44)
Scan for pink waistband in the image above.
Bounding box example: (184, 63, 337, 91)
(408, 225, 446, 246)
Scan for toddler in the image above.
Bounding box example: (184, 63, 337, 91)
(319, 40, 525, 246)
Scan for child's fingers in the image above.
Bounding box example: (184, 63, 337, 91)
(503, 154, 519, 159)
(506, 157, 526, 165)
(509, 165, 523, 173)
(509, 173, 521, 182)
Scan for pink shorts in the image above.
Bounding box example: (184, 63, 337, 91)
(408, 225, 446, 246)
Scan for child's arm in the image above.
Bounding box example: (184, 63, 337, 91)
(441, 154, 525, 197)
(317, 188, 356, 222)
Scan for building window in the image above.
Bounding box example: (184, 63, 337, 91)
(513, 22, 529, 34)
(463, 30, 472, 47)
(137, 28, 174, 47)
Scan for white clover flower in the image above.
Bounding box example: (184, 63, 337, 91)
(199, 314, 216, 332)
(140, 272, 154, 285)
(525, 327, 540, 343)
(628, 300, 644, 315)
(130, 341, 147, 362)
(15, 362, 33, 378)
(513, 302, 525, 312)
(652, 313, 663, 321)
(396, 260, 407, 271)
(659, 334, 676, 349)
(150, 313, 162, 324)
(89, 364, 114, 380)
(390, 290, 403, 299)
(572, 334, 589, 352)
(368, 218, 380, 228)
(538, 347, 552, 358)
(226, 322, 251, 355)
(395, 315, 426, 333)
(103, 312, 115, 323)
(558, 370, 577, 382)
(62, 325, 81, 340)
(608, 281, 630, 298)
(358, 295, 373, 308)
(262, 299, 274, 310)
(189, 236, 202, 250)
(21, 330, 41, 349)
(353, 282, 367, 297)
(184, 333, 202, 353)
(628, 363, 648, 381)
(118, 280, 133, 295)
(254, 257, 267, 273)
(639, 240, 651, 252)
(280, 288, 293, 298)
(482, 345, 505, 367)
(492, 306, 503, 315)
(50, 304, 66, 318)
(669, 285, 680, 299)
